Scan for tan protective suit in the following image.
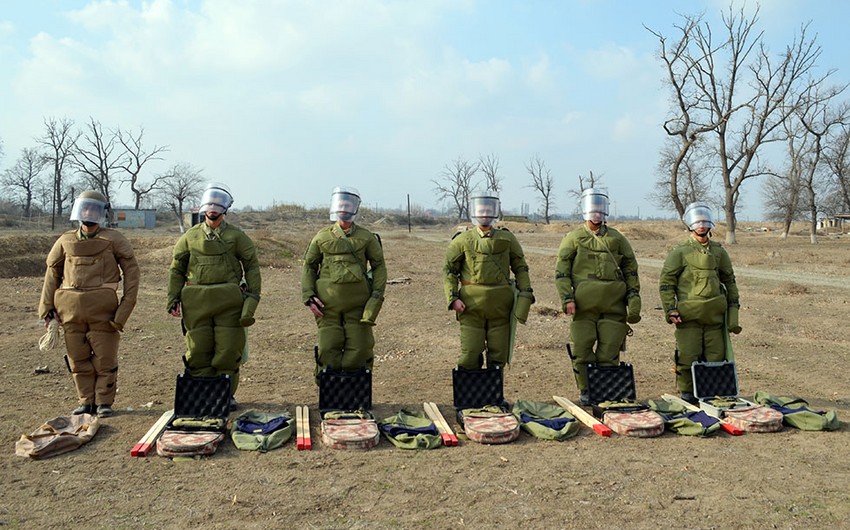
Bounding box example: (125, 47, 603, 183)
(39, 228, 140, 407)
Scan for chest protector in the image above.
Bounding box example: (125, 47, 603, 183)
(317, 235, 369, 285)
(460, 233, 512, 285)
(61, 238, 119, 289)
(572, 235, 627, 312)
(185, 232, 242, 285)
(677, 245, 726, 324)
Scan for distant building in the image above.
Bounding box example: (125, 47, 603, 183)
(112, 208, 157, 229)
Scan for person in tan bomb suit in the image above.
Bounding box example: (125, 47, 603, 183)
(39, 190, 140, 418)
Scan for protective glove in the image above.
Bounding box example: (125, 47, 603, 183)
(514, 291, 535, 324)
(240, 295, 260, 327)
(626, 296, 642, 324)
(109, 321, 124, 332)
(360, 295, 384, 325)
(727, 306, 742, 334)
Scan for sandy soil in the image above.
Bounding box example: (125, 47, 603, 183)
(1, 219, 848, 529)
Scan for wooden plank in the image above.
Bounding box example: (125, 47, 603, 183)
(423, 402, 458, 446)
(296, 405, 312, 450)
(131, 409, 174, 457)
(661, 393, 744, 436)
(553, 396, 612, 437)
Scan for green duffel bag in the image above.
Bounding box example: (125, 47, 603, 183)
(378, 409, 442, 450)
(231, 410, 293, 452)
(753, 391, 840, 431)
(648, 400, 721, 437)
(512, 400, 579, 441)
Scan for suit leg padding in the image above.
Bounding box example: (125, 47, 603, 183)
(457, 312, 486, 369)
(88, 330, 120, 405)
(185, 326, 216, 377)
(342, 308, 374, 371)
(316, 310, 346, 372)
(569, 318, 598, 391)
(484, 316, 511, 366)
(63, 327, 95, 404)
(213, 326, 246, 394)
(674, 326, 703, 393)
(596, 318, 628, 366)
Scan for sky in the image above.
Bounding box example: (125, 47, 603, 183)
(2, 0, 850, 221)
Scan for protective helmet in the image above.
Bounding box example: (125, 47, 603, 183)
(684, 202, 715, 230)
(581, 188, 609, 222)
(469, 191, 501, 227)
(329, 186, 361, 222)
(199, 183, 234, 215)
(70, 190, 108, 225)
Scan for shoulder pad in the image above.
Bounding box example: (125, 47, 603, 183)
(451, 231, 464, 240)
(499, 226, 511, 233)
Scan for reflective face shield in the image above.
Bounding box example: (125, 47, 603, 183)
(469, 195, 500, 227)
(581, 188, 609, 222)
(199, 186, 234, 216)
(684, 203, 715, 231)
(330, 188, 361, 222)
(69, 197, 107, 225)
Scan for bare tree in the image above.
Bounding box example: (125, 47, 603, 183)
(38, 117, 79, 229)
(650, 7, 827, 243)
(69, 118, 126, 212)
(1, 147, 48, 218)
(432, 156, 479, 220)
(478, 153, 503, 194)
(158, 163, 204, 233)
(763, 118, 808, 237)
(795, 85, 849, 243)
(823, 122, 850, 212)
(526, 155, 555, 224)
(117, 126, 169, 210)
(649, 137, 713, 218)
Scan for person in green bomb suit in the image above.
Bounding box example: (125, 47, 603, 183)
(167, 183, 261, 409)
(444, 191, 534, 370)
(659, 202, 740, 404)
(302, 187, 387, 376)
(555, 188, 641, 405)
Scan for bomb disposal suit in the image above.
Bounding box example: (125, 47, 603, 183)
(555, 188, 640, 394)
(302, 187, 387, 374)
(167, 184, 261, 396)
(39, 191, 140, 410)
(444, 192, 534, 369)
(659, 202, 740, 394)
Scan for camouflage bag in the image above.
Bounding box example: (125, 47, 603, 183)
(460, 405, 520, 445)
(378, 409, 441, 450)
(595, 400, 664, 438)
(321, 410, 379, 450)
(753, 391, 839, 431)
(231, 411, 293, 452)
(648, 400, 721, 437)
(512, 400, 579, 441)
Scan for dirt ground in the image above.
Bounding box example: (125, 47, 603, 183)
(1, 218, 848, 529)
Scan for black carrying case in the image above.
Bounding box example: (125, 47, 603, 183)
(587, 363, 647, 416)
(318, 367, 372, 417)
(691, 360, 748, 416)
(167, 373, 231, 431)
(452, 366, 508, 424)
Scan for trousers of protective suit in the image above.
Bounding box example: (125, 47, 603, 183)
(315, 306, 375, 375)
(55, 288, 121, 406)
(456, 284, 514, 369)
(180, 283, 245, 395)
(569, 312, 629, 392)
(674, 322, 725, 393)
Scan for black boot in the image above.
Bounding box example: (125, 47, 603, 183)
(72, 403, 95, 415)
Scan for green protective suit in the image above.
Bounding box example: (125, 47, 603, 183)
(301, 223, 387, 376)
(167, 220, 261, 395)
(659, 237, 739, 393)
(555, 224, 640, 391)
(444, 227, 533, 369)
(39, 227, 140, 407)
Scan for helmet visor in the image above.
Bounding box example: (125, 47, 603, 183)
(330, 189, 361, 222)
(469, 195, 500, 226)
(199, 187, 233, 214)
(70, 197, 107, 225)
(581, 189, 609, 222)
